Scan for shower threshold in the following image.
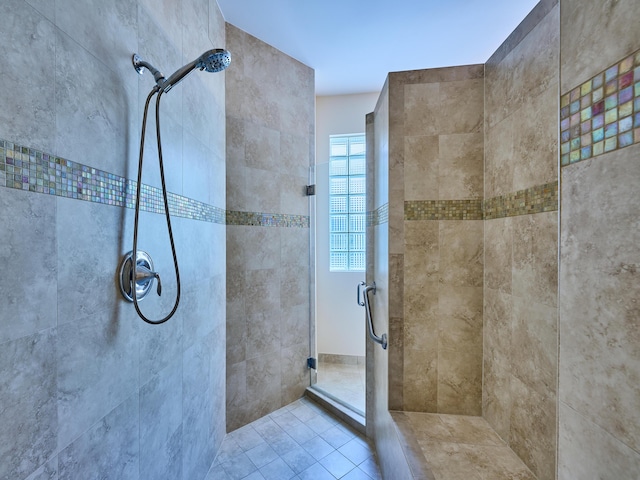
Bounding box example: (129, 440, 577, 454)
(306, 386, 365, 435)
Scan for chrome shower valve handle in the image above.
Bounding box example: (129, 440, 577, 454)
(118, 250, 161, 302)
(134, 263, 162, 296)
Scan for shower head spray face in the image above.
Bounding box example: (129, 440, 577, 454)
(160, 49, 231, 93)
(196, 49, 231, 73)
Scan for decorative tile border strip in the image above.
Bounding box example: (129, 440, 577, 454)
(560, 48, 640, 167)
(0, 139, 307, 228)
(403, 182, 557, 221)
(483, 181, 557, 219)
(405, 199, 483, 220)
(367, 202, 389, 227)
(226, 210, 309, 228)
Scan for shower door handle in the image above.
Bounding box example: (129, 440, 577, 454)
(358, 281, 388, 350)
(357, 282, 365, 306)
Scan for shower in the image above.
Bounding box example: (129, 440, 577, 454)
(118, 49, 231, 325)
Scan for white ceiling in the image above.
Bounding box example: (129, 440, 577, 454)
(217, 0, 539, 96)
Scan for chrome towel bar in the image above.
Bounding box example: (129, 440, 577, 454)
(358, 281, 388, 350)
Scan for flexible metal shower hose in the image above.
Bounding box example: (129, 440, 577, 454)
(131, 87, 181, 324)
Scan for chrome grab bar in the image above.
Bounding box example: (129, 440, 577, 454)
(358, 281, 388, 350)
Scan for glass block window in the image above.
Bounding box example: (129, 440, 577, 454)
(329, 134, 366, 272)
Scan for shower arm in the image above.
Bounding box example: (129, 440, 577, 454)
(132, 54, 166, 87)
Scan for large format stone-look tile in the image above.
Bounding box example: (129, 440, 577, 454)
(486, 4, 559, 129)
(0, 188, 57, 344)
(512, 211, 558, 308)
(56, 197, 126, 326)
(55, 0, 137, 81)
(439, 220, 483, 287)
(482, 287, 512, 442)
(558, 402, 640, 480)
(560, 0, 640, 92)
(183, 335, 218, 480)
(0, 0, 56, 151)
(25, 457, 58, 480)
(483, 6, 559, 475)
(139, 362, 183, 477)
(57, 310, 139, 449)
(437, 346, 482, 416)
(0, 330, 57, 480)
(511, 296, 557, 399)
(438, 133, 483, 200)
(511, 86, 558, 192)
(560, 146, 640, 452)
(54, 29, 136, 179)
(58, 394, 140, 480)
(403, 349, 438, 412)
(438, 286, 483, 352)
(281, 342, 310, 405)
(404, 135, 439, 201)
(509, 376, 556, 480)
(484, 113, 515, 199)
(484, 218, 512, 294)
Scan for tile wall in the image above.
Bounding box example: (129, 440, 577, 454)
(384, 65, 486, 415)
(558, 0, 640, 477)
(0, 1, 227, 480)
(224, 24, 316, 432)
(483, 2, 560, 479)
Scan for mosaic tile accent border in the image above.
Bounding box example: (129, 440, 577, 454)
(403, 183, 558, 221)
(226, 210, 309, 228)
(367, 203, 389, 227)
(0, 139, 308, 228)
(560, 49, 640, 166)
(483, 182, 558, 219)
(405, 199, 483, 221)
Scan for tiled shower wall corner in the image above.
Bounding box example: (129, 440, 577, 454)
(483, 2, 560, 480)
(558, 0, 640, 477)
(390, 65, 486, 415)
(0, 1, 227, 480)
(224, 24, 315, 432)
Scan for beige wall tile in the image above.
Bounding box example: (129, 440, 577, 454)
(485, 5, 559, 129)
(511, 296, 558, 399)
(438, 133, 483, 200)
(512, 212, 558, 308)
(404, 221, 439, 284)
(404, 83, 440, 137)
(437, 347, 483, 415)
(484, 114, 515, 199)
(225, 24, 314, 431)
(560, 0, 640, 93)
(558, 402, 640, 480)
(439, 220, 483, 287)
(439, 79, 484, 135)
(404, 135, 439, 201)
(560, 146, 640, 452)
(482, 338, 512, 442)
(403, 351, 438, 412)
(512, 85, 559, 192)
(509, 376, 556, 480)
(484, 218, 513, 294)
(438, 286, 483, 352)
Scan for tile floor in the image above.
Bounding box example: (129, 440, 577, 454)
(315, 361, 366, 414)
(207, 397, 381, 480)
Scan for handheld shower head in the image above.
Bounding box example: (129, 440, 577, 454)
(196, 49, 231, 73)
(160, 49, 231, 93)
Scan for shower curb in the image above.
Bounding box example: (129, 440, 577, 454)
(304, 387, 366, 435)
